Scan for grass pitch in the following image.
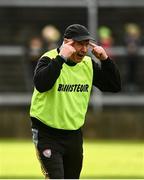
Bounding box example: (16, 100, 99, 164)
(0, 139, 144, 179)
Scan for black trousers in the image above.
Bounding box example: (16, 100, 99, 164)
(31, 117, 83, 179)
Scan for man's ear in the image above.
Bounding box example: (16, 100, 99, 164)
(64, 38, 69, 44)
(61, 38, 70, 47)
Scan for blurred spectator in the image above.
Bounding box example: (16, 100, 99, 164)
(87, 26, 114, 66)
(27, 36, 44, 75)
(26, 25, 61, 79)
(124, 23, 141, 92)
(41, 24, 61, 50)
(98, 26, 114, 58)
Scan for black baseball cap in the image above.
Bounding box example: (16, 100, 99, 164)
(64, 24, 95, 41)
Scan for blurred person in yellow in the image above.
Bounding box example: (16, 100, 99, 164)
(30, 24, 121, 179)
(124, 23, 141, 92)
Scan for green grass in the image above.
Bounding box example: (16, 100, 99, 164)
(0, 139, 144, 179)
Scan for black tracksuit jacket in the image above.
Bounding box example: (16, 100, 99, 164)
(33, 48, 121, 93)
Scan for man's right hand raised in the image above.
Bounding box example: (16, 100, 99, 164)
(59, 40, 76, 59)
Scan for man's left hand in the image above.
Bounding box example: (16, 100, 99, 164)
(89, 42, 108, 60)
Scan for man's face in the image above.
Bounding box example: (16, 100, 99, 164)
(65, 39, 90, 63)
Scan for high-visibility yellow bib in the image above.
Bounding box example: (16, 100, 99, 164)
(30, 49, 93, 130)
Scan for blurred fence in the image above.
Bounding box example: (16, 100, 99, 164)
(0, 92, 144, 139)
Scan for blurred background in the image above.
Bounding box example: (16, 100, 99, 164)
(0, 0, 144, 179)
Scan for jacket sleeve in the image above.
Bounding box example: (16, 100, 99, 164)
(33, 55, 65, 92)
(92, 57, 121, 92)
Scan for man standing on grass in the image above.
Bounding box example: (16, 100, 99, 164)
(30, 24, 121, 179)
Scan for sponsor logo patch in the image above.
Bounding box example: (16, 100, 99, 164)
(43, 149, 52, 158)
